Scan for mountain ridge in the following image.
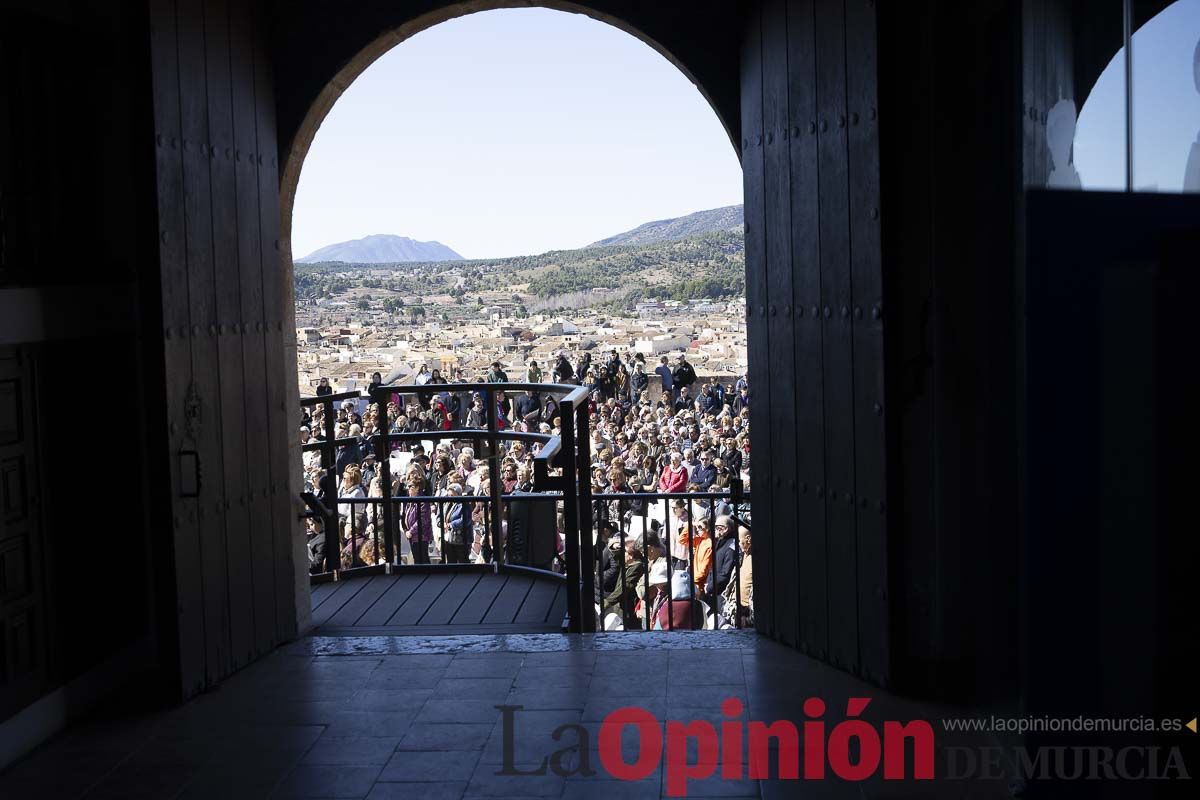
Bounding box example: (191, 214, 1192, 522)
(297, 234, 462, 264)
(588, 204, 744, 248)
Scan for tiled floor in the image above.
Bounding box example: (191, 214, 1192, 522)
(0, 632, 1012, 799)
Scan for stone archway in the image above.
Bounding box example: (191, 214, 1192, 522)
(275, 1, 745, 273)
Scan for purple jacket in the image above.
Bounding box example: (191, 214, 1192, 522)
(404, 500, 433, 543)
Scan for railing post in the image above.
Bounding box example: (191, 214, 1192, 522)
(708, 501, 717, 628)
(559, 397, 582, 632)
(484, 387, 503, 565)
(575, 402, 596, 632)
(372, 389, 395, 565)
(321, 396, 339, 573)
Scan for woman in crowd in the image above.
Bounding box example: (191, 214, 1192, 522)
(602, 535, 648, 630)
(337, 464, 368, 568)
(656, 569, 705, 630)
(401, 474, 433, 564)
(431, 454, 455, 494)
(658, 451, 688, 494)
(442, 480, 470, 564)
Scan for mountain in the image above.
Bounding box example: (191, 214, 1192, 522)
(297, 234, 462, 264)
(589, 204, 744, 247)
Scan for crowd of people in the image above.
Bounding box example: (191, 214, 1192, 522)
(299, 348, 753, 629)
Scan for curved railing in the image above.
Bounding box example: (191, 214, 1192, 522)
(299, 381, 750, 632)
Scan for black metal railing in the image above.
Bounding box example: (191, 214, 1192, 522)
(590, 490, 750, 631)
(298, 381, 751, 633)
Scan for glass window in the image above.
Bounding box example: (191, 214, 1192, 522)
(1025, 0, 1128, 190)
(1131, 0, 1200, 193)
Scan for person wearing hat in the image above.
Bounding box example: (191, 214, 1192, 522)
(642, 555, 671, 626)
(630, 529, 668, 629)
(594, 521, 621, 603)
(655, 569, 705, 630)
(359, 452, 377, 488)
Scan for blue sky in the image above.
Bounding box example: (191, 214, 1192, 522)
(291, 8, 744, 261)
(1074, 0, 1200, 191)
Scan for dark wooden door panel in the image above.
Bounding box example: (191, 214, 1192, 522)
(0, 348, 47, 720)
(744, 0, 888, 684)
(148, 0, 298, 698)
(762, 0, 799, 648)
(741, 1, 775, 639)
(786, 0, 830, 659)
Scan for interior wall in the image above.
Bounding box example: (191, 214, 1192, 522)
(741, 0, 890, 688)
(0, 0, 160, 735)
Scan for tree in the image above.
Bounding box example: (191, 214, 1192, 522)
(356, 299, 369, 311)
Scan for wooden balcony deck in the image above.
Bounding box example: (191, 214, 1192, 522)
(308, 566, 568, 636)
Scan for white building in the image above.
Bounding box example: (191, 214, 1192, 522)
(634, 333, 692, 355)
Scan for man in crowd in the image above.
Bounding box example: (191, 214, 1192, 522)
(486, 361, 509, 383)
(691, 449, 718, 490)
(553, 352, 575, 384)
(655, 355, 673, 400)
(672, 353, 697, 399)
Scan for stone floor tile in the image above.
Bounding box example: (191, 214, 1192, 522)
(377, 749, 482, 783)
(349, 689, 435, 712)
(479, 709, 583, 764)
(271, 765, 383, 798)
(443, 659, 523, 680)
(321, 711, 417, 739)
(512, 667, 592, 689)
(375, 654, 456, 669)
(434, 677, 516, 701)
(504, 686, 590, 710)
(561, 779, 662, 799)
(518, 651, 597, 669)
(397, 723, 495, 752)
(176, 762, 293, 799)
(466, 758, 564, 797)
(415, 699, 510, 724)
(301, 737, 401, 767)
(364, 669, 447, 690)
(365, 780, 468, 800)
(587, 676, 667, 697)
(582, 696, 666, 722)
(79, 764, 202, 800)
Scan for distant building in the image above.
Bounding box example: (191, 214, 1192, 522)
(634, 334, 691, 355)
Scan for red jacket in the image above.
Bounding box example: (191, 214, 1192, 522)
(432, 399, 452, 430)
(659, 464, 688, 494)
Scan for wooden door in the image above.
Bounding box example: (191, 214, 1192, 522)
(0, 347, 48, 720)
